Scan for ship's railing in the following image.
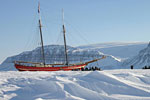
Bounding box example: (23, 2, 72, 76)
(14, 56, 106, 67)
(14, 60, 84, 66)
(14, 61, 65, 65)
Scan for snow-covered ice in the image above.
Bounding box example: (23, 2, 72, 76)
(0, 70, 150, 100)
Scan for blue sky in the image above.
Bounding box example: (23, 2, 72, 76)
(0, 0, 150, 63)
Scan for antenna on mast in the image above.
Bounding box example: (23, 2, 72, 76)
(62, 9, 69, 65)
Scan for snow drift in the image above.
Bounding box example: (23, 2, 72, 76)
(0, 70, 150, 100)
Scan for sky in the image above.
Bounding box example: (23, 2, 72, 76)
(0, 0, 150, 64)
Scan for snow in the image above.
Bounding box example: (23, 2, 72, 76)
(0, 70, 150, 100)
(78, 42, 147, 58)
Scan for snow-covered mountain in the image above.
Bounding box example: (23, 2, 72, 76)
(123, 42, 150, 68)
(78, 42, 147, 59)
(0, 42, 148, 71)
(0, 45, 116, 71)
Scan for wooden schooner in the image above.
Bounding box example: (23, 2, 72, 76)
(14, 2, 106, 71)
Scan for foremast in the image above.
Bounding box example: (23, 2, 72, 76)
(38, 2, 46, 65)
(62, 9, 69, 65)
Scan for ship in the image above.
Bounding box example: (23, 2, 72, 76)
(14, 2, 106, 71)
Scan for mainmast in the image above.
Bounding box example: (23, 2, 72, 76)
(62, 9, 69, 65)
(38, 2, 46, 65)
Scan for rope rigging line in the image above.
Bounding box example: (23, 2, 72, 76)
(65, 20, 92, 45)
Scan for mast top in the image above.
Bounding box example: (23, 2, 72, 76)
(62, 8, 65, 25)
(38, 2, 40, 13)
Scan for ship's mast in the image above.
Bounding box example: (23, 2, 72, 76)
(38, 2, 46, 65)
(62, 9, 69, 65)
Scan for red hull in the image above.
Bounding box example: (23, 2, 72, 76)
(15, 64, 86, 71)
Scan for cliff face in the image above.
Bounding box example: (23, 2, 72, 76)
(122, 43, 150, 68)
